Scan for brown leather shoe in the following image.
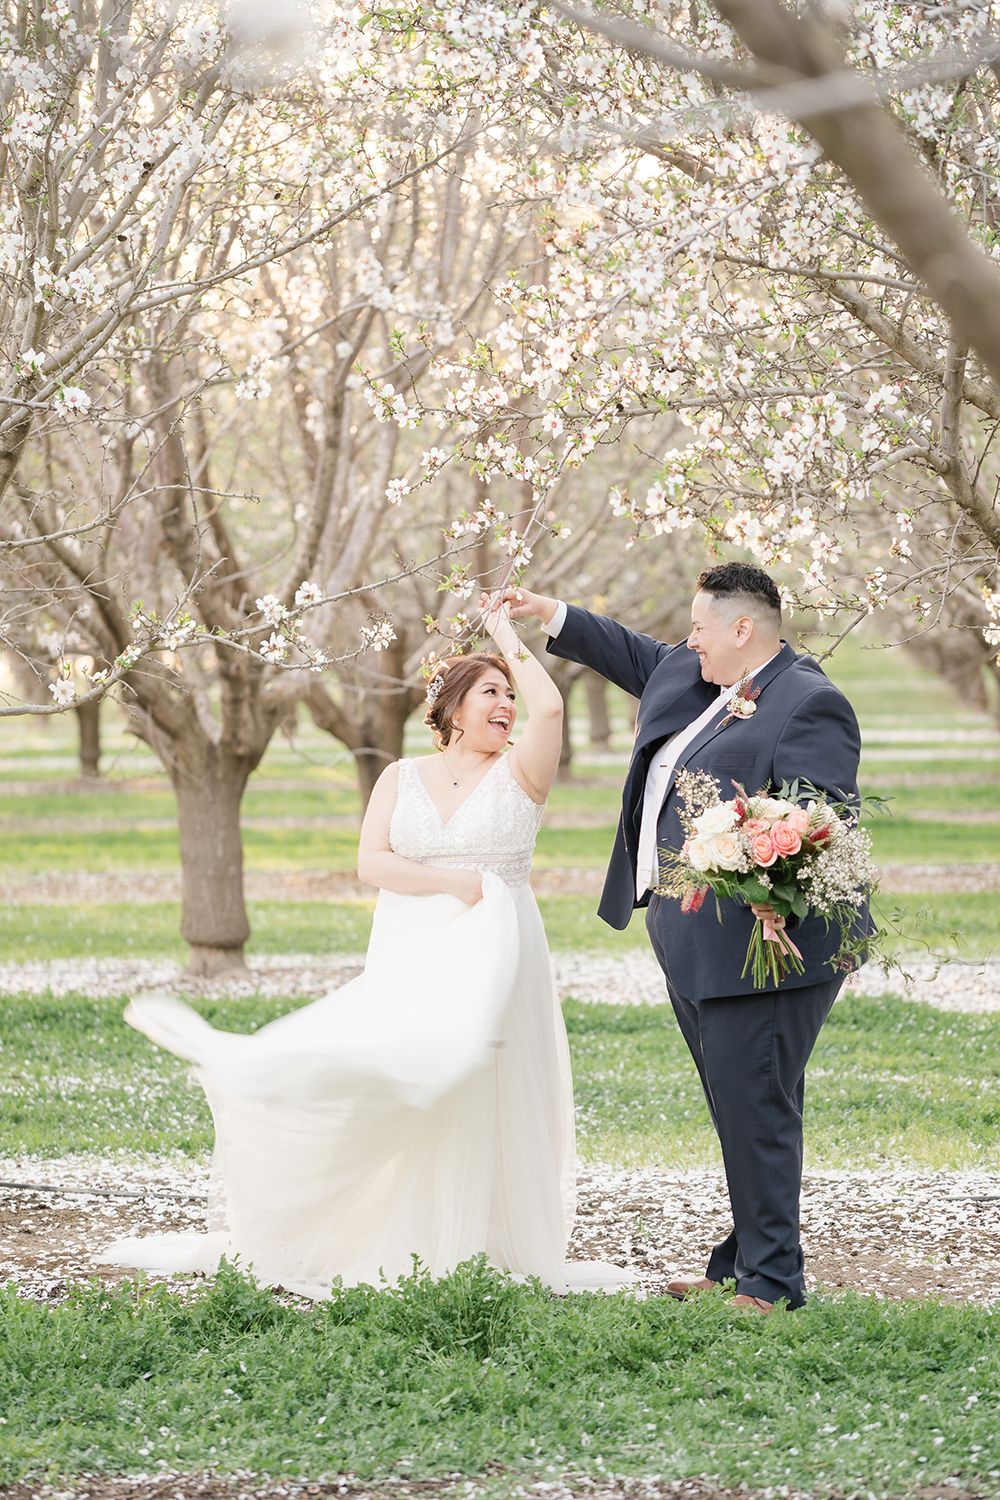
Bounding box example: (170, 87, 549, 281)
(732, 1293, 774, 1314)
(665, 1276, 720, 1300)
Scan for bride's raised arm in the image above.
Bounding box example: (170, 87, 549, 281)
(479, 595, 564, 805)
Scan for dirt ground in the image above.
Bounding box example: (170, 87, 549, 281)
(2, 1161, 997, 1307)
(0, 1469, 990, 1500)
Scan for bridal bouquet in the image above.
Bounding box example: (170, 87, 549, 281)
(655, 770, 878, 987)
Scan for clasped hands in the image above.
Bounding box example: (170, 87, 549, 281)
(476, 589, 518, 648)
(750, 902, 786, 928)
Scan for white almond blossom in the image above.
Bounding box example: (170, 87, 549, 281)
(48, 676, 76, 706)
(258, 632, 288, 664)
(293, 581, 323, 609)
(360, 619, 397, 653)
(255, 595, 289, 628)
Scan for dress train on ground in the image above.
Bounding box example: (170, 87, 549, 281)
(101, 861, 634, 1296)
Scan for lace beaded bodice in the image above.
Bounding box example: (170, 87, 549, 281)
(389, 755, 545, 889)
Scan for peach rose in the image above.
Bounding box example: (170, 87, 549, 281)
(750, 832, 777, 867)
(687, 837, 714, 872)
(786, 807, 811, 834)
(742, 817, 769, 836)
(771, 821, 803, 858)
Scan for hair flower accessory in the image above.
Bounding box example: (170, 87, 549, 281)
(425, 673, 445, 707)
(721, 666, 761, 728)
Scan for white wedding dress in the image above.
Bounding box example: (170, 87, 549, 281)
(100, 755, 634, 1298)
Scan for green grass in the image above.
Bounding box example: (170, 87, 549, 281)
(567, 993, 1000, 1171)
(1, 892, 998, 965)
(5, 815, 997, 875)
(538, 896, 648, 951)
(0, 900, 376, 962)
(2, 990, 996, 1170)
(867, 781, 1000, 812)
(0, 786, 362, 823)
(0, 898, 647, 962)
(0, 827, 366, 874)
(879, 893, 1000, 959)
(4, 769, 994, 828)
(0, 826, 622, 874)
(864, 818, 1000, 864)
(1, 1258, 998, 1491)
(0, 991, 294, 1156)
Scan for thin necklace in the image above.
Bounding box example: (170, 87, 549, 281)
(441, 751, 495, 788)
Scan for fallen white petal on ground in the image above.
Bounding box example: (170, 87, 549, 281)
(2, 1157, 997, 1306)
(0, 1474, 925, 1500)
(2, 951, 999, 1011)
(555, 955, 1000, 1014)
(0, 954, 995, 1014)
(572, 1166, 1000, 1306)
(0, 954, 365, 1000)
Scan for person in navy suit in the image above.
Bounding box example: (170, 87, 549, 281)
(501, 562, 864, 1312)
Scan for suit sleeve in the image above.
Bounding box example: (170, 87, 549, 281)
(545, 604, 676, 698)
(772, 683, 862, 803)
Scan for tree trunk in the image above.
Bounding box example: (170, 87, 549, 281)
(546, 658, 582, 782)
(172, 758, 252, 976)
(305, 640, 424, 813)
(583, 668, 611, 751)
(904, 632, 990, 715)
(76, 696, 101, 779)
(354, 734, 404, 808)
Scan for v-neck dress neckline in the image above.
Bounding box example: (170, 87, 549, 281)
(412, 753, 505, 829)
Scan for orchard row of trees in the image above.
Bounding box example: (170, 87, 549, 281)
(3, 0, 1000, 971)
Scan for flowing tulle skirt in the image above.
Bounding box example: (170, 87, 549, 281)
(100, 873, 633, 1297)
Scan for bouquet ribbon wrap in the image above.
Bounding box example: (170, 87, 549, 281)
(763, 916, 803, 962)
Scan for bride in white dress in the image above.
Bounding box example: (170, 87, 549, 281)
(101, 601, 633, 1298)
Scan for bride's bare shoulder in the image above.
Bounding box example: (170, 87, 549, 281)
(368, 760, 402, 805)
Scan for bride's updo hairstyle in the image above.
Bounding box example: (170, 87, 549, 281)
(424, 653, 514, 748)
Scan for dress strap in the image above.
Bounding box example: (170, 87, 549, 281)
(496, 752, 545, 812)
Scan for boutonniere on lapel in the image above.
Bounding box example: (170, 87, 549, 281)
(720, 666, 760, 728)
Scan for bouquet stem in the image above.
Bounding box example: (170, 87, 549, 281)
(741, 916, 806, 987)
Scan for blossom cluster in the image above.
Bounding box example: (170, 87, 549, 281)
(10, 0, 1000, 726)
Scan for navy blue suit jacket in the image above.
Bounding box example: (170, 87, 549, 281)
(547, 605, 865, 999)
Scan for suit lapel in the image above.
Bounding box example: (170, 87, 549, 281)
(664, 642, 798, 796)
(634, 674, 715, 755)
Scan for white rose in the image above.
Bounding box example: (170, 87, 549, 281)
(687, 837, 715, 872)
(707, 832, 742, 871)
(757, 797, 797, 822)
(692, 802, 739, 836)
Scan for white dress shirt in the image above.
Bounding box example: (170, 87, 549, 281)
(544, 603, 775, 897)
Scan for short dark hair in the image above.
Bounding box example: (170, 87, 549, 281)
(696, 561, 782, 627)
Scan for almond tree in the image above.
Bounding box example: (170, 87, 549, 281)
(360, 0, 1000, 685)
(0, 0, 537, 970)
